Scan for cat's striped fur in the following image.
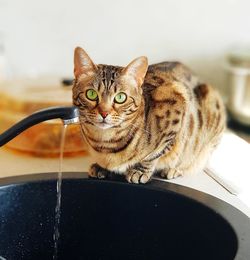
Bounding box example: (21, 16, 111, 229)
(73, 47, 225, 183)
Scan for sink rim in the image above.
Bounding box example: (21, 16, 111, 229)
(0, 171, 249, 260)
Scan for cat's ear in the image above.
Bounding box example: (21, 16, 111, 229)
(74, 47, 97, 78)
(122, 56, 148, 86)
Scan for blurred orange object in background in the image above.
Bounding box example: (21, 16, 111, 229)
(0, 78, 87, 157)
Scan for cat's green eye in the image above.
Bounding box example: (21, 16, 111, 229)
(86, 89, 98, 101)
(114, 92, 127, 104)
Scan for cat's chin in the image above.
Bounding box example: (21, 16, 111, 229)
(95, 122, 113, 129)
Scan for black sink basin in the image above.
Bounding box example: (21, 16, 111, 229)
(0, 172, 249, 260)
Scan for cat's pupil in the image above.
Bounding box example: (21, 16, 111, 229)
(86, 89, 98, 100)
(114, 92, 126, 104)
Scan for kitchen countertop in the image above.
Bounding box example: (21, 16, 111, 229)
(0, 147, 250, 217)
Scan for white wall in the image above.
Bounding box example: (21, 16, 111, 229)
(0, 0, 250, 93)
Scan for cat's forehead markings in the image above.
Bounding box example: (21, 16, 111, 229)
(98, 65, 120, 91)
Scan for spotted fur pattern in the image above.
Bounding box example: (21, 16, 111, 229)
(73, 47, 226, 184)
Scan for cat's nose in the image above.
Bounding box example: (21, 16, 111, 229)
(99, 111, 109, 119)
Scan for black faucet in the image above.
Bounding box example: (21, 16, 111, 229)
(0, 106, 79, 147)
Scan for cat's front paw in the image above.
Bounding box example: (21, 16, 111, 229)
(126, 169, 151, 184)
(89, 163, 108, 179)
(160, 168, 183, 180)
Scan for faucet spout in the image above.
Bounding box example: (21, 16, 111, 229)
(0, 106, 79, 147)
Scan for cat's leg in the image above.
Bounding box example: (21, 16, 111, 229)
(160, 167, 184, 179)
(88, 163, 110, 179)
(126, 160, 157, 184)
(156, 147, 184, 180)
(159, 145, 211, 180)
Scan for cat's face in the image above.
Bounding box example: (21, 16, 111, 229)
(72, 47, 148, 129)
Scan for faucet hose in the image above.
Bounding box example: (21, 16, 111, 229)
(0, 106, 79, 147)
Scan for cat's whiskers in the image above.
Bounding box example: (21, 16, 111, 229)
(80, 114, 174, 147)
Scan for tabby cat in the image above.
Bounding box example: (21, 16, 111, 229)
(72, 47, 225, 184)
